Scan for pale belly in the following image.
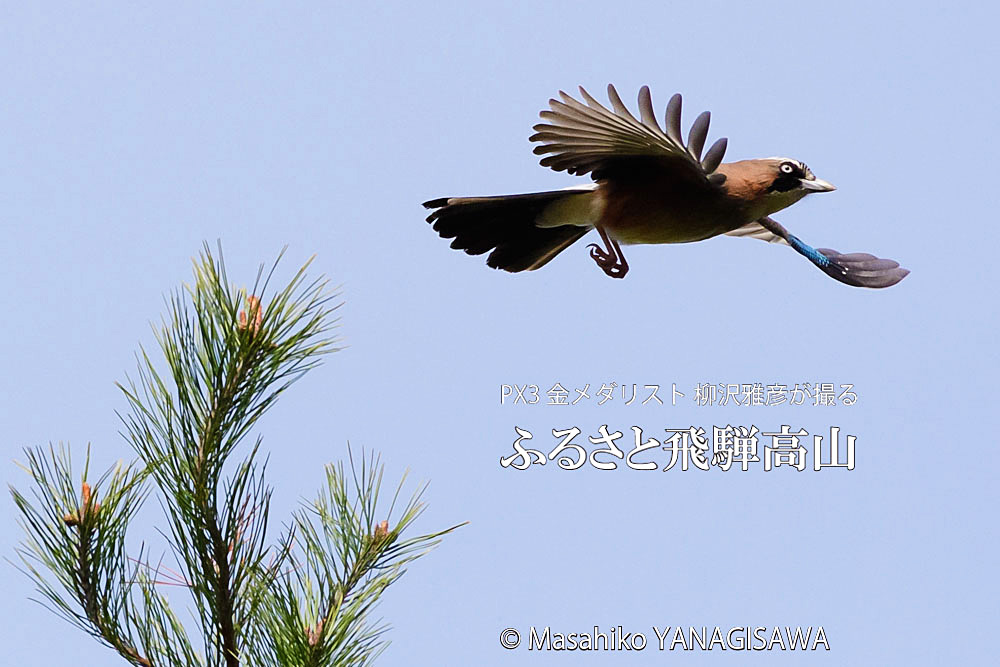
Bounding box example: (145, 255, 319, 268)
(596, 182, 751, 245)
(604, 205, 746, 245)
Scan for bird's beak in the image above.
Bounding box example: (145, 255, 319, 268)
(799, 178, 836, 192)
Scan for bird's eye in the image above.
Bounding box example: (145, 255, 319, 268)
(780, 163, 795, 174)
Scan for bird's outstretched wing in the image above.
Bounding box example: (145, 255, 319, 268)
(530, 85, 728, 185)
(756, 216, 910, 288)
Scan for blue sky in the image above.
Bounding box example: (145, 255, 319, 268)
(2, 2, 997, 664)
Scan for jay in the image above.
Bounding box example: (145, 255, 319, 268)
(424, 85, 908, 288)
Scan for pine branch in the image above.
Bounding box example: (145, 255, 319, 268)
(12, 243, 462, 666)
(118, 244, 341, 665)
(246, 450, 467, 667)
(11, 444, 153, 666)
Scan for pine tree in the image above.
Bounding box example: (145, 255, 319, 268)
(11, 245, 462, 666)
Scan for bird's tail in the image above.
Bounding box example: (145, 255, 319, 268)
(423, 189, 596, 272)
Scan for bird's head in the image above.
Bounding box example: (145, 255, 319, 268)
(764, 157, 835, 192)
(719, 157, 836, 218)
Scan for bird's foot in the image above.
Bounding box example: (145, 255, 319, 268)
(587, 243, 629, 278)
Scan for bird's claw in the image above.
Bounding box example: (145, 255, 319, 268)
(587, 243, 610, 261)
(587, 243, 628, 278)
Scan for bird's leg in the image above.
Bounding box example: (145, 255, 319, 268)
(586, 227, 629, 279)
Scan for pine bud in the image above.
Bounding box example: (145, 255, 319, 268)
(374, 520, 390, 540)
(80, 481, 99, 519)
(238, 295, 263, 334)
(306, 618, 325, 646)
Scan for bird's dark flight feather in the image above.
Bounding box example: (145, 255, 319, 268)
(530, 84, 727, 185)
(756, 216, 909, 288)
(423, 191, 591, 272)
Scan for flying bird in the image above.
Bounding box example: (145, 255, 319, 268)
(423, 85, 908, 288)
